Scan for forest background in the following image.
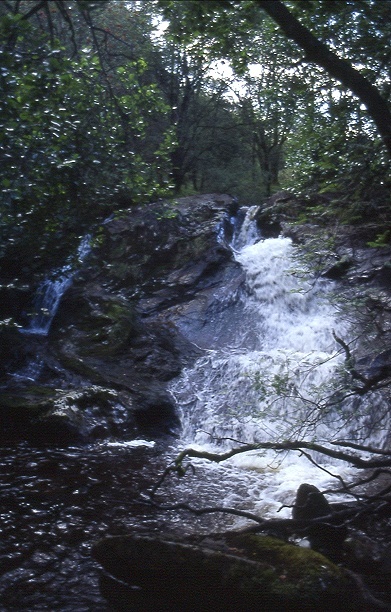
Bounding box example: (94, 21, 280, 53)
(0, 0, 390, 302)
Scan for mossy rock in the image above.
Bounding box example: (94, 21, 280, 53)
(0, 385, 55, 414)
(80, 299, 135, 356)
(225, 533, 348, 602)
(0, 384, 131, 444)
(54, 288, 137, 357)
(93, 532, 363, 611)
(32, 385, 127, 443)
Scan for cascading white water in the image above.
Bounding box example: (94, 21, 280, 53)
(169, 209, 371, 517)
(23, 275, 74, 336)
(176, 238, 344, 442)
(22, 235, 91, 336)
(12, 236, 92, 382)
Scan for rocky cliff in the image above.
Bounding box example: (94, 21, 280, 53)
(0, 194, 242, 444)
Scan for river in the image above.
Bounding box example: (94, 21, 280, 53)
(0, 210, 383, 610)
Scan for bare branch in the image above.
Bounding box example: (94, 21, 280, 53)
(174, 440, 391, 470)
(19, 0, 47, 21)
(144, 497, 267, 525)
(55, 1, 79, 58)
(331, 440, 391, 456)
(149, 462, 196, 498)
(332, 330, 367, 384)
(297, 449, 347, 488)
(142, 493, 391, 535)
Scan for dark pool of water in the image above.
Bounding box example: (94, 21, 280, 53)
(0, 440, 239, 611)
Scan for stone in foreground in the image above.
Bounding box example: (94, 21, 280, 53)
(92, 531, 365, 611)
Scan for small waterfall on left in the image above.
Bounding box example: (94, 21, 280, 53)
(12, 236, 91, 382)
(22, 235, 91, 337)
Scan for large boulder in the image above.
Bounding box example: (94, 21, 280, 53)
(254, 190, 300, 237)
(0, 384, 138, 444)
(80, 194, 239, 300)
(92, 531, 364, 611)
(292, 483, 348, 560)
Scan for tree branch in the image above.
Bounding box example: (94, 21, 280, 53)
(257, 0, 391, 155)
(143, 493, 391, 535)
(174, 439, 391, 470)
(20, 0, 47, 21)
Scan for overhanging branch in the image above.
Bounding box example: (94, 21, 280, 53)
(257, 0, 391, 155)
(174, 439, 391, 470)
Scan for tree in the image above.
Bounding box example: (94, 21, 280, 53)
(258, 0, 391, 156)
(0, 0, 174, 277)
(0, 0, 108, 54)
(157, 41, 210, 192)
(160, 0, 391, 156)
(234, 20, 304, 196)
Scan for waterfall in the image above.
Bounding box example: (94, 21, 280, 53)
(231, 205, 260, 250)
(23, 275, 73, 336)
(22, 235, 91, 336)
(172, 235, 348, 444)
(169, 209, 376, 516)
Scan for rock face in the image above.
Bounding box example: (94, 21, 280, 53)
(92, 531, 363, 611)
(2, 190, 390, 446)
(0, 195, 242, 444)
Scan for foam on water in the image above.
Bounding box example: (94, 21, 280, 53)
(170, 219, 359, 515)
(104, 439, 156, 449)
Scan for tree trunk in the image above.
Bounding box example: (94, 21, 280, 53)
(258, 0, 391, 156)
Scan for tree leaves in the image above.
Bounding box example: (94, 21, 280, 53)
(0, 3, 175, 277)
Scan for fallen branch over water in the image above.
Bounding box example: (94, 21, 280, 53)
(172, 439, 391, 470)
(147, 437, 391, 538)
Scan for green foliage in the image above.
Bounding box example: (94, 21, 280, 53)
(367, 230, 391, 248)
(159, 0, 391, 216)
(1, 0, 390, 289)
(0, 3, 174, 277)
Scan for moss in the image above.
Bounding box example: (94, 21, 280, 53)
(0, 386, 55, 413)
(93, 533, 361, 611)
(75, 298, 136, 357)
(56, 352, 105, 382)
(107, 261, 133, 280)
(226, 534, 353, 604)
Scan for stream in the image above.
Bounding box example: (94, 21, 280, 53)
(1, 210, 385, 610)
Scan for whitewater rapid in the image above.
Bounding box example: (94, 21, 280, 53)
(169, 228, 357, 518)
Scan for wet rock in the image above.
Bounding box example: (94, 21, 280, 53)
(293, 483, 331, 521)
(293, 484, 348, 560)
(0, 385, 138, 444)
(53, 287, 137, 357)
(92, 532, 363, 611)
(50, 194, 242, 435)
(0, 327, 27, 379)
(35, 386, 137, 443)
(0, 283, 32, 329)
(345, 532, 385, 573)
(35, 402, 87, 444)
(132, 392, 180, 437)
(1, 194, 241, 444)
(0, 385, 54, 441)
(84, 194, 239, 301)
(255, 191, 299, 237)
(356, 349, 391, 382)
(322, 255, 353, 279)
